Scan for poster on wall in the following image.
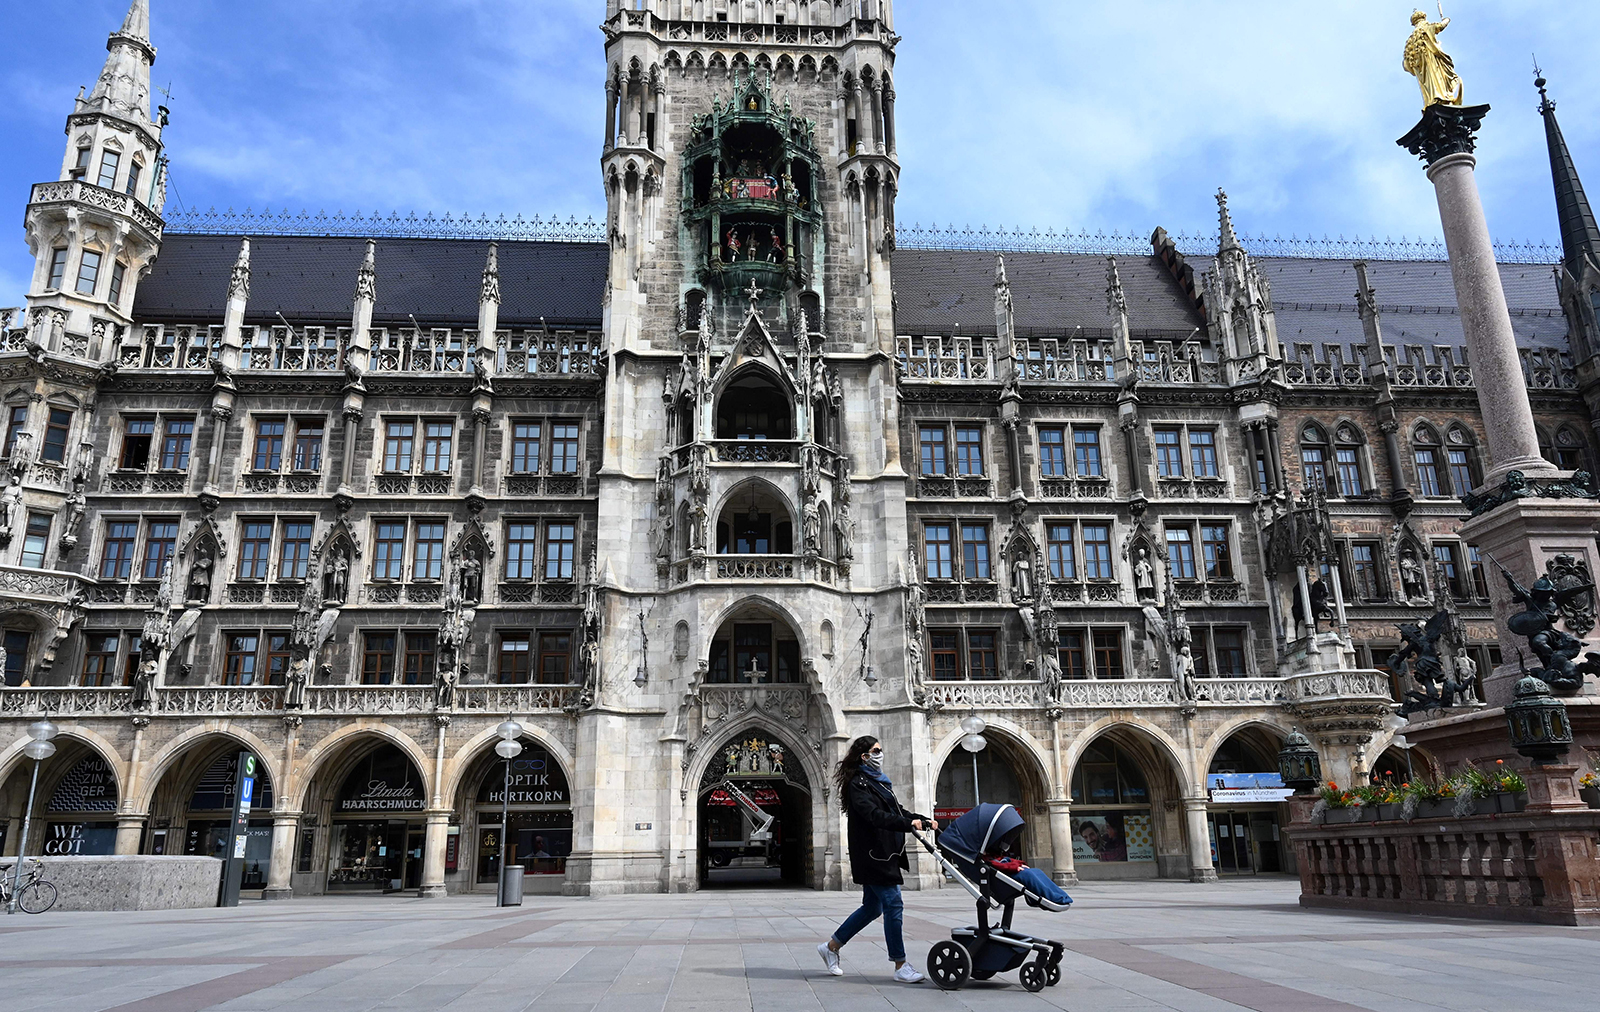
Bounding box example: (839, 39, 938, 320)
(46, 756, 117, 813)
(1071, 812, 1154, 863)
(477, 745, 570, 806)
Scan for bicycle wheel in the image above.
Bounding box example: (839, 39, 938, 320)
(19, 880, 56, 914)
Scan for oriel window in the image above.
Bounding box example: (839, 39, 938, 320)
(3, 405, 28, 457)
(42, 408, 72, 463)
(47, 249, 68, 290)
(20, 513, 51, 569)
(96, 149, 120, 189)
(76, 250, 101, 296)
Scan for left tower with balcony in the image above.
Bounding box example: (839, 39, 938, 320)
(3, 0, 166, 682)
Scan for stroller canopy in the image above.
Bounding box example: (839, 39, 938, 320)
(941, 803, 1025, 861)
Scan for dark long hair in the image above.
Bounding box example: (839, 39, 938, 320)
(834, 735, 879, 810)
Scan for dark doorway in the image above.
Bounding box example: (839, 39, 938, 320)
(697, 731, 812, 889)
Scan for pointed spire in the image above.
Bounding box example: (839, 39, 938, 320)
(1216, 189, 1240, 253)
(1536, 73, 1600, 275)
(85, 0, 155, 122)
(480, 242, 501, 305)
(227, 238, 251, 303)
(1105, 256, 1127, 318)
(119, 0, 150, 43)
(993, 253, 1012, 311)
(354, 240, 377, 304)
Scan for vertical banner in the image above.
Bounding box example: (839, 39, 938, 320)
(218, 752, 256, 907)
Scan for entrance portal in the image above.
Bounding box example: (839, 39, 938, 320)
(327, 745, 427, 893)
(697, 730, 812, 888)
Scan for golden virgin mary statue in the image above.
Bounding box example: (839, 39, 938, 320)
(1403, 9, 1464, 108)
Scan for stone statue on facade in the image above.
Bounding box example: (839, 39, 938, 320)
(1402, 8, 1464, 109)
(0, 479, 19, 544)
(1500, 561, 1600, 695)
(323, 549, 350, 604)
(1399, 547, 1427, 600)
(457, 549, 483, 605)
(284, 656, 309, 708)
(434, 660, 458, 710)
(1011, 549, 1035, 604)
(1133, 547, 1156, 602)
(131, 658, 158, 709)
(1443, 651, 1479, 707)
(186, 549, 214, 603)
(833, 499, 854, 562)
(802, 499, 822, 555)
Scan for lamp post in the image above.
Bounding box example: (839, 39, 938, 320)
(493, 718, 523, 907)
(959, 714, 987, 808)
(7, 719, 57, 915)
(1275, 727, 1321, 795)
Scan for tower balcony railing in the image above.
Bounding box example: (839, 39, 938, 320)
(707, 439, 804, 464)
(29, 180, 163, 239)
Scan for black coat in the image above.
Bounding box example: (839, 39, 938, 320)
(844, 772, 927, 887)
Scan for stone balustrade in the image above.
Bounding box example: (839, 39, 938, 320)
(0, 565, 83, 603)
(29, 180, 163, 238)
(1285, 668, 1392, 704)
(0, 683, 580, 716)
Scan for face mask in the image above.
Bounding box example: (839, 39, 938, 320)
(862, 751, 883, 771)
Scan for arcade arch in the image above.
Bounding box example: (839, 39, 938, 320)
(453, 733, 575, 895)
(1, 735, 122, 858)
(932, 726, 1051, 865)
(695, 724, 814, 888)
(1202, 723, 1289, 876)
(296, 733, 430, 895)
(1067, 724, 1187, 879)
(141, 734, 277, 886)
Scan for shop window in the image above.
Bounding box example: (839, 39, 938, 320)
(475, 742, 572, 883)
(1068, 742, 1154, 865)
(329, 746, 426, 893)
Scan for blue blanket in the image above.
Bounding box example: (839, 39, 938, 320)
(1015, 866, 1073, 906)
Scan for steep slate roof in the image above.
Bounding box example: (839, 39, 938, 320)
(134, 234, 1568, 355)
(135, 234, 609, 328)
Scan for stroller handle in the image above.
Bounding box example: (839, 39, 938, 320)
(909, 827, 1000, 909)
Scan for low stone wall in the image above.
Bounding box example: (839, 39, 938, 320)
(0, 856, 221, 911)
(1287, 805, 1600, 925)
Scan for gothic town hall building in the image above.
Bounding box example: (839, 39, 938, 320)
(4, 1, 1598, 896)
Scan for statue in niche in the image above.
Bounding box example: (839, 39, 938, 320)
(323, 549, 351, 604)
(1133, 548, 1156, 601)
(472, 352, 494, 394)
(186, 549, 214, 603)
(458, 549, 483, 605)
(1399, 548, 1427, 600)
(689, 503, 708, 553)
(1402, 8, 1464, 109)
(0, 479, 19, 541)
(767, 743, 785, 776)
(1010, 550, 1035, 603)
(284, 656, 309, 709)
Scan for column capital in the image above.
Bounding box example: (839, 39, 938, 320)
(1398, 103, 1490, 167)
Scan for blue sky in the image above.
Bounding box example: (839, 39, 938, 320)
(2, 1, 1598, 306)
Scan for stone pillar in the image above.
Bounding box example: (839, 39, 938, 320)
(1524, 764, 1587, 814)
(1183, 797, 1217, 882)
(604, 77, 618, 152)
(420, 811, 450, 898)
(263, 813, 298, 900)
(882, 87, 896, 155)
(1045, 798, 1077, 886)
(1264, 418, 1285, 492)
(1402, 108, 1554, 483)
(113, 814, 145, 855)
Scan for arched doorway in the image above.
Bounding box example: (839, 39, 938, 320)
(1068, 727, 1187, 879)
(705, 599, 802, 684)
(1204, 726, 1288, 876)
(469, 737, 573, 895)
(323, 744, 427, 893)
(697, 728, 812, 888)
(933, 731, 1049, 866)
(39, 753, 120, 856)
(171, 752, 276, 888)
(716, 369, 793, 440)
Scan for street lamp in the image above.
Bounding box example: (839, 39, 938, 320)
(959, 714, 987, 808)
(1275, 727, 1321, 795)
(8, 719, 57, 915)
(494, 718, 524, 906)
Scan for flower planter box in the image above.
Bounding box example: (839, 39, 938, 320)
(1497, 792, 1528, 813)
(1414, 799, 1457, 819)
(1375, 803, 1404, 821)
(1580, 786, 1600, 809)
(1322, 807, 1365, 824)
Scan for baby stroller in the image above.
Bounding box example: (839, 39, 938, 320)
(911, 803, 1070, 992)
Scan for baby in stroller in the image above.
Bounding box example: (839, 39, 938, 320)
(911, 803, 1071, 992)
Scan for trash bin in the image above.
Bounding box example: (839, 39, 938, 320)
(499, 865, 524, 906)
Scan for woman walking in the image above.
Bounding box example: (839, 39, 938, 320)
(817, 735, 935, 983)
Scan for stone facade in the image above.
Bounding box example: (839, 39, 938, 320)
(2, 1, 1596, 898)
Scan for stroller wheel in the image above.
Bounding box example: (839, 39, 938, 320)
(1046, 963, 1061, 987)
(927, 940, 972, 990)
(1018, 962, 1046, 993)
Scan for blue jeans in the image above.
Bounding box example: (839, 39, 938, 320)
(832, 883, 905, 961)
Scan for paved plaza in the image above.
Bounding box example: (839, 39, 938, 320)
(0, 878, 1596, 1012)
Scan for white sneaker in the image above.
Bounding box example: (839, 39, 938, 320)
(818, 942, 843, 976)
(894, 963, 925, 984)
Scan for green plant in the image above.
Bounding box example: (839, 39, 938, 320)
(1403, 778, 1456, 802)
(1580, 772, 1599, 789)
(1491, 759, 1527, 794)
(1458, 763, 1496, 799)
(1318, 781, 1353, 808)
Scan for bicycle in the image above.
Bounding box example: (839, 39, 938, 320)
(1, 858, 58, 914)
